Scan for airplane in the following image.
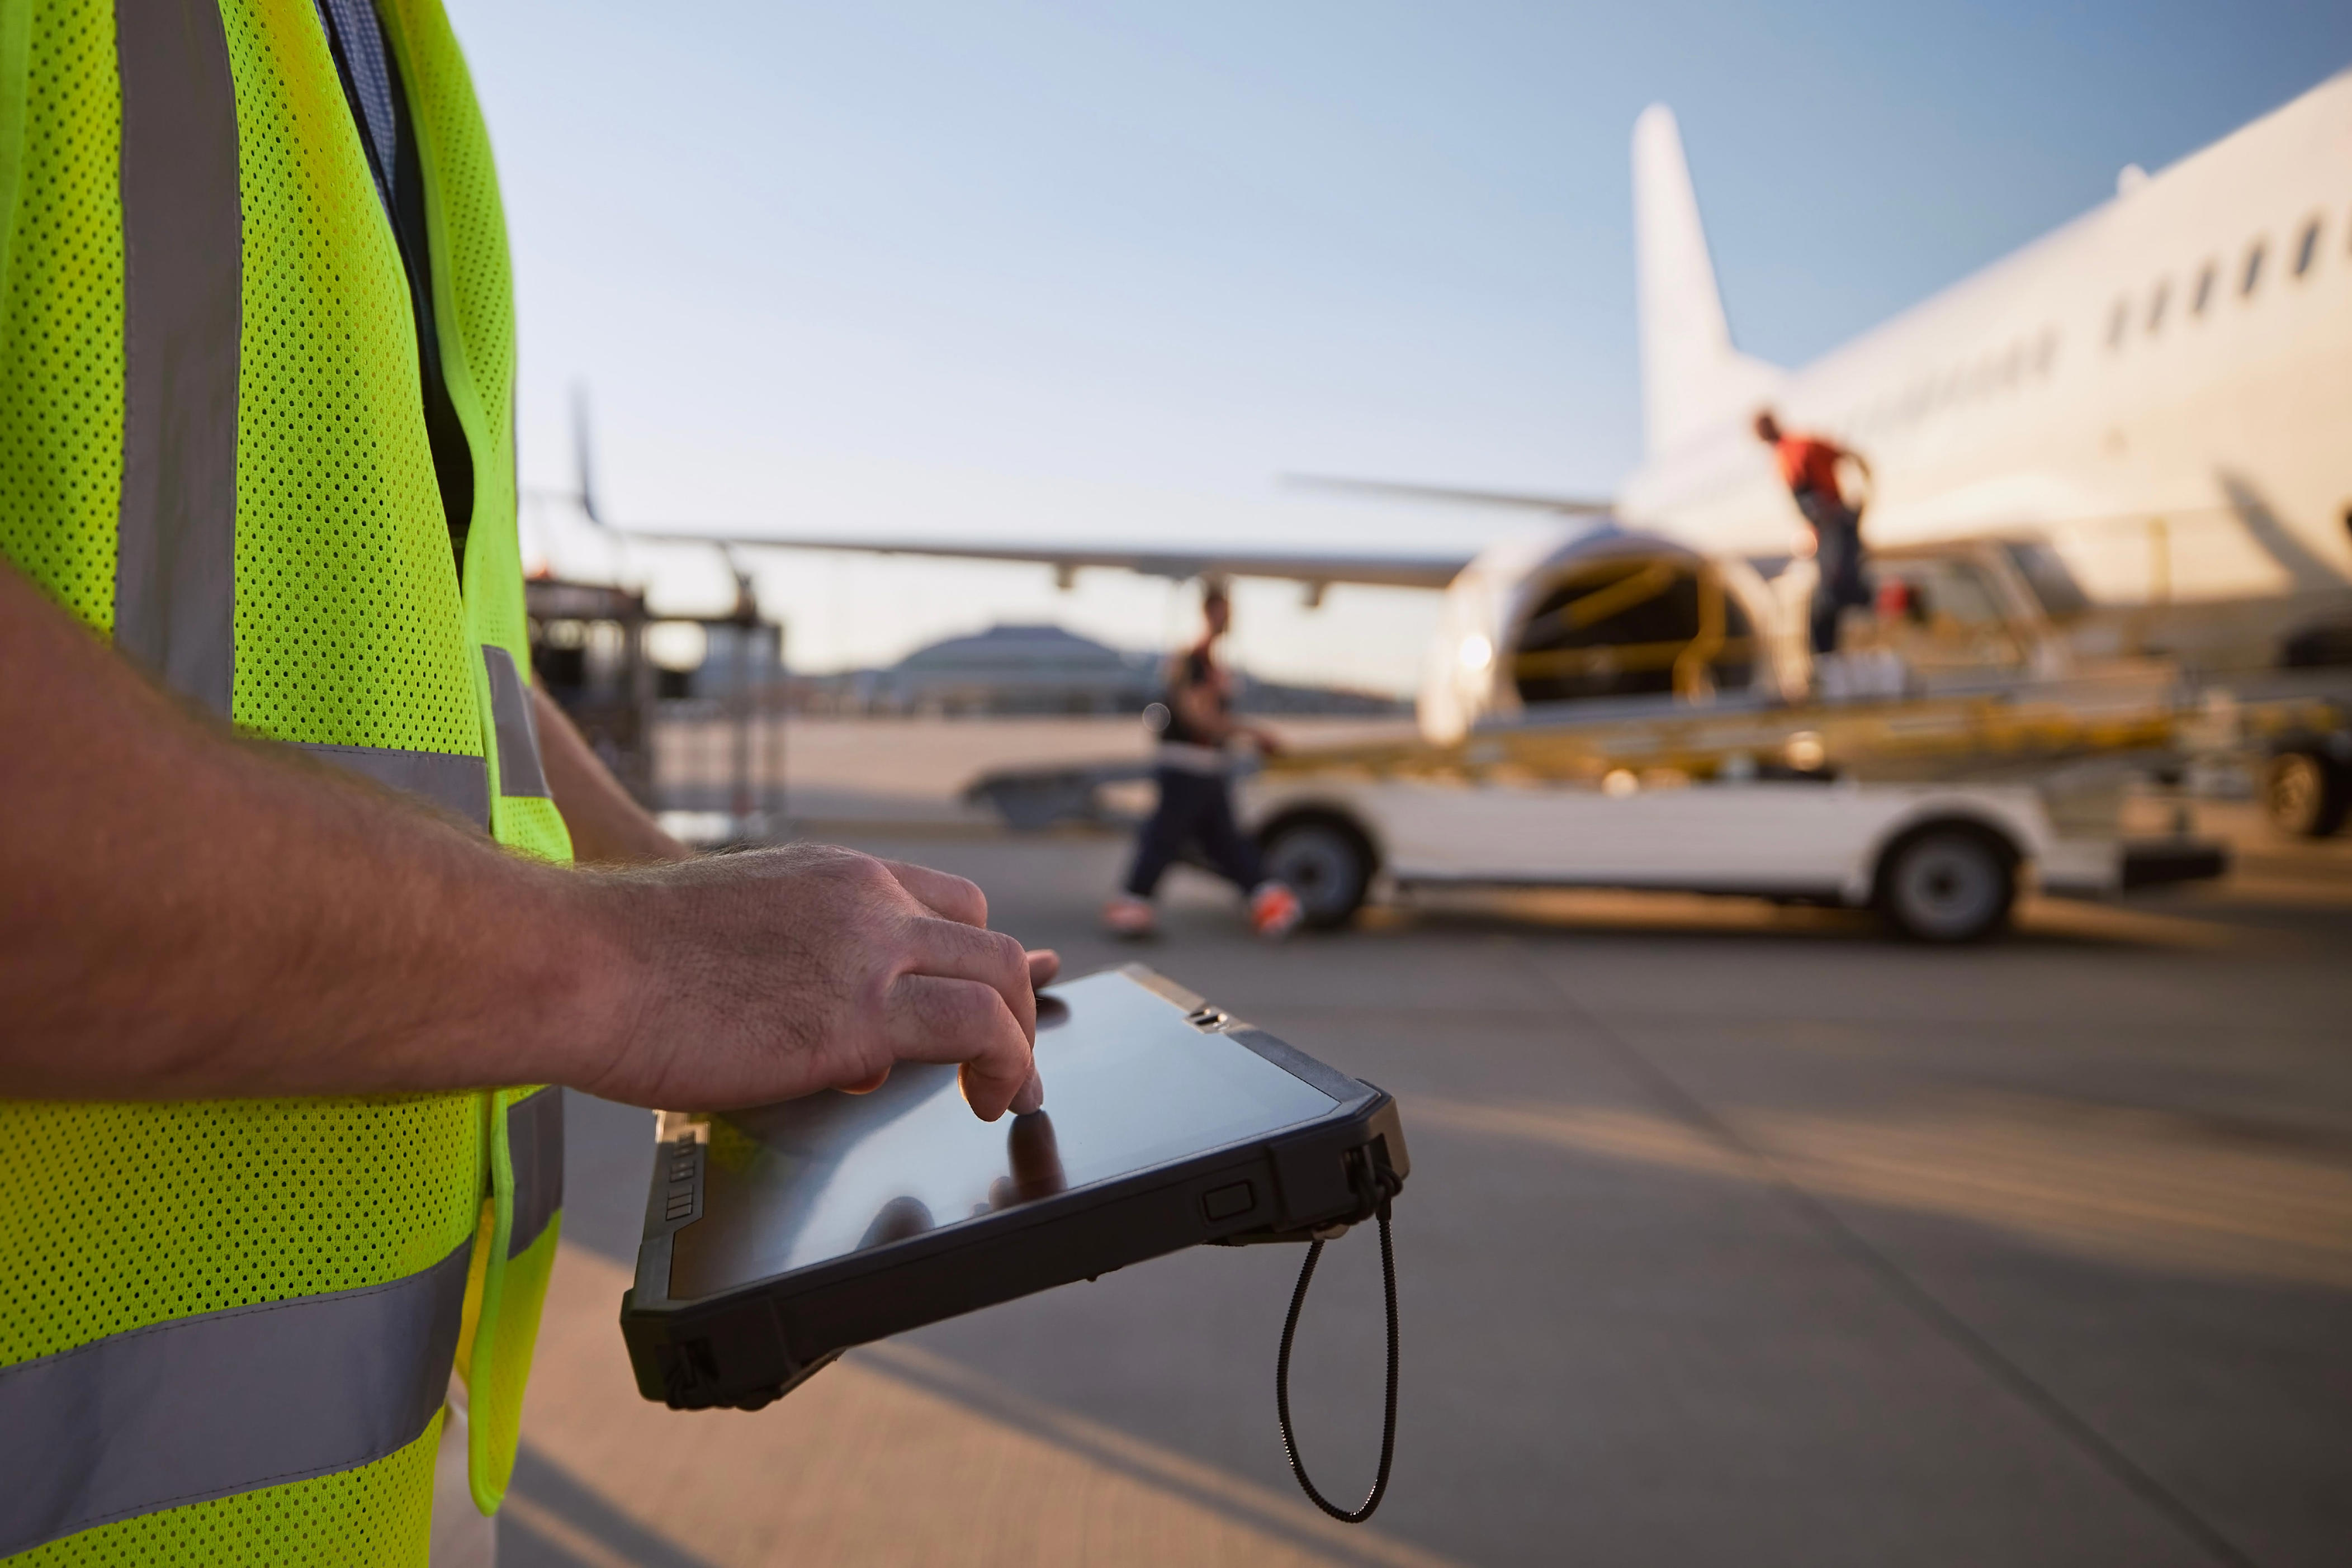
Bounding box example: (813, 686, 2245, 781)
(542, 67, 2352, 749)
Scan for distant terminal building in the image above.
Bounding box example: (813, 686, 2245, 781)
(792, 623, 1407, 718)
(868, 624, 1157, 716)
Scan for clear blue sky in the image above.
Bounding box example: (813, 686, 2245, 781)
(459, 1, 2352, 690)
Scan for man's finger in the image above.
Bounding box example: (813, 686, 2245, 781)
(880, 859, 987, 926)
(901, 917, 1035, 1041)
(1016, 950, 1056, 1114)
(879, 974, 1034, 1120)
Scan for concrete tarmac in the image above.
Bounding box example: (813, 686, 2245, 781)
(504, 815, 2352, 1567)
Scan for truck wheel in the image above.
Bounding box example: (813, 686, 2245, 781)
(1873, 825, 2016, 943)
(1260, 816, 1374, 929)
(2263, 749, 2351, 839)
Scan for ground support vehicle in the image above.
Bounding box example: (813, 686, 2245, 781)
(964, 760, 1154, 831)
(1246, 769, 2216, 942)
(1238, 678, 2333, 940)
(2262, 742, 2352, 837)
(963, 666, 2347, 940)
(2175, 671, 2352, 840)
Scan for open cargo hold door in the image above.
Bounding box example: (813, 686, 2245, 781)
(1512, 554, 1757, 708)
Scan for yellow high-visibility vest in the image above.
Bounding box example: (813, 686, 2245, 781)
(0, 0, 567, 1557)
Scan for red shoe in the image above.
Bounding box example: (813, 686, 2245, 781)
(1249, 882, 1303, 941)
(1102, 896, 1157, 939)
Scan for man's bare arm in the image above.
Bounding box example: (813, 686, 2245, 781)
(1169, 662, 1280, 755)
(0, 563, 1043, 1116)
(530, 683, 691, 866)
(1170, 678, 1235, 745)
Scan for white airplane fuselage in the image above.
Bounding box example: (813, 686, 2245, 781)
(592, 69, 2352, 737)
(1615, 69, 2352, 668)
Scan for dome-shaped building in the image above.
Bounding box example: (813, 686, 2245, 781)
(869, 624, 1162, 716)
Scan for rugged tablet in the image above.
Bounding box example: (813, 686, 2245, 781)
(621, 963, 1408, 1413)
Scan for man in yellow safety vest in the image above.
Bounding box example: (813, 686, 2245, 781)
(0, 2, 1049, 1562)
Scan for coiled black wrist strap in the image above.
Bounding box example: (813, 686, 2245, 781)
(1275, 1193, 1399, 1523)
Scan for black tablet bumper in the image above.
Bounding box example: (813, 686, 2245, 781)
(619, 975, 1408, 1413)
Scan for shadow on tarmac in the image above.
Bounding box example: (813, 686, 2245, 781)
(509, 822, 2352, 1567)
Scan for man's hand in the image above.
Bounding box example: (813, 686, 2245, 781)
(572, 845, 1050, 1119)
(0, 561, 1055, 1119)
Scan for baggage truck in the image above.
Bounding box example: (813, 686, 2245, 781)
(1245, 762, 2223, 943)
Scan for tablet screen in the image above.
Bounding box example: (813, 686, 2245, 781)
(666, 969, 1339, 1300)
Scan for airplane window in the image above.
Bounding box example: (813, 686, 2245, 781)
(2242, 240, 2266, 296)
(2034, 328, 2058, 375)
(2293, 217, 2321, 276)
(2145, 281, 2169, 333)
(2192, 263, 2216, 314)
(2105, 299, 2129, 347)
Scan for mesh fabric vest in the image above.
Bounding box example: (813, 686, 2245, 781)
(0, 0, 567, 1558)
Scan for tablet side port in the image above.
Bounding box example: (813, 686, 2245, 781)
(620, 1289, 828, 1411)
(1214, 1093, 1408, 1245)
(645, 1136, 702, 1237)
(1202, 1180, 1256, 1222)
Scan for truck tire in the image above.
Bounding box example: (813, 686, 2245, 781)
(2263, 749, 2351, 839)
(1260, 814, 1375, 930)
(1873, 823, 2017, 943)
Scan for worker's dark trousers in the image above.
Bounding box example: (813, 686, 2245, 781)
(1800, 495, 1871, 655)
(1124, 766, 1263, 897)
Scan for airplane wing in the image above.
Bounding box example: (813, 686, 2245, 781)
(1283, 474, 1613, 515)
(584, 527, 1477, 591)
(541, 394, 1484, 594)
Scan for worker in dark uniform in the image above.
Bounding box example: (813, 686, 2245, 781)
(1755, 410, 1873, 656)
(1104, 581, 1303, 940)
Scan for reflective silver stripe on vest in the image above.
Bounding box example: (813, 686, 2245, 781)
(481, 646, 552, 798)
(0, 1238, 472, 1558)
(111, 0, 242, 717)
(292, 742, 491, 831)
(505, 1086, 565, 1258)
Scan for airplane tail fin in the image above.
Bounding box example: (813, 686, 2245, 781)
(1632, 105, 1783, 458)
